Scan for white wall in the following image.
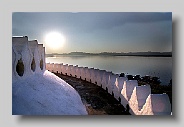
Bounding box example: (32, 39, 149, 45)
(46, 62, 172, 115)
(12, 37, 46, 82)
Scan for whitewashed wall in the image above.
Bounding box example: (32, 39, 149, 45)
(107, 74, 119, 95)
(12, 36, 46, 82)
(113, 77, 128, 100)
(28, 40, 41, 73)
(11, 32, 172, 116)
(45, 60, 172, 115)
(141, 94, 171, 115)
(129, 85, 151, 115)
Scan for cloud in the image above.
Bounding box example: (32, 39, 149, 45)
(64, 12, 172, 33)
(12, 12, 172, 34)
(12, 12, 172, 53)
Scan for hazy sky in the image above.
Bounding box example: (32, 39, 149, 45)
(12, 12, 172, 54)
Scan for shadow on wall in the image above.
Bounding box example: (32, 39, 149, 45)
(46, 62, 172, 115)
(16, 58, 24, 76)
(31, 57, 36, 72)
(12, 36, 46, 81)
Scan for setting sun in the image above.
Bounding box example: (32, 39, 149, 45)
(45, 32, 65, 50)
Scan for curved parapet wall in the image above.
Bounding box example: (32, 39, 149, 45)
(12, 36, 46, 82)
(46, 62, 172, 115)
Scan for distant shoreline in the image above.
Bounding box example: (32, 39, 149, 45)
(46, 51, 172, 57)
(46, 54, 172, 57)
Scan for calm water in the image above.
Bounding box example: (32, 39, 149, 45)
(46, 56, 172, 85)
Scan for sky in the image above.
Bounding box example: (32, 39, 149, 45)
(12, 12, 172, 54)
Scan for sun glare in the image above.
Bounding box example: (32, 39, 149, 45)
(45, 32, 65, 50)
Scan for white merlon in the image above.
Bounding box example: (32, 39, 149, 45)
(62, 64, 68, 75)
(60, 63, 64, 74)
(82, 67, 86, 80)
(120, 80, 138, 107)
(140, 94, 171, 115)
(28, 40, 41, 73)
(38, 44, 46, 71)
(101, 71, 113, 90)
(113, 77, 128, 100)
(71, 65, 77, 77)
(76, 67, 83, 78)
(67, 65, 73, 76)
(12, 36, 29, 54)
(90, 68, 98, 84)
(53, 63, 60, 73)
(128, 85, 151, 115)
(96, 70, 106, 86)
(85, 67, 91, 82)
(107, 74, 119, 95)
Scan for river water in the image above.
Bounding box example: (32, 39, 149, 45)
(46, 55, 172, 85)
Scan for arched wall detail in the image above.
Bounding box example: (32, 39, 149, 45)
(12, 36, 46, 82)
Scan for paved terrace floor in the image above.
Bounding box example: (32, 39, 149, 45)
(54, 72, 131, 115)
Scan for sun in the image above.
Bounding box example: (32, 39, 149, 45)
(45, 32, 65, 50)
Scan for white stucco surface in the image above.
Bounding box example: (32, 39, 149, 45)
(12, 70, 87, 115)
